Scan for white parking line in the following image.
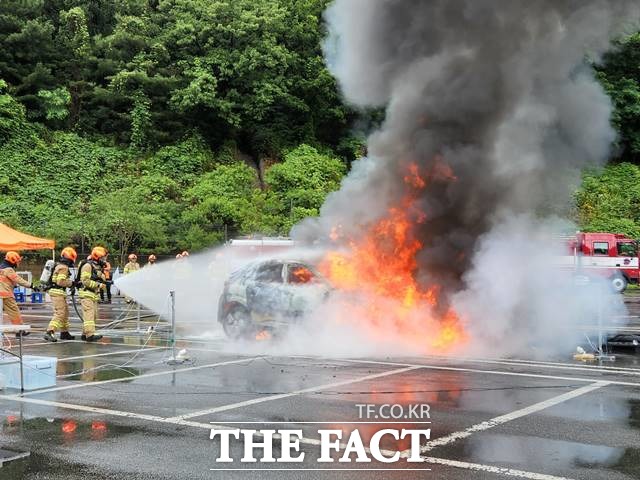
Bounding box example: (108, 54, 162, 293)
(0, 394, 574, 480)
(339, 358, 640, 387)
(167, 365, 422, 421)
(401, 381, 608, 456)
(422, 355, 640, 377)
(19, 338, 166, 349)
(59, 346, 166, 362)
(20, 356, 263, 396)
(422, 457, 573, 480)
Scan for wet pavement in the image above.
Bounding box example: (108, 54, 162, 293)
(0, 297, 639, 479)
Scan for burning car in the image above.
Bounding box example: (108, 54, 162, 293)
(217, 259, 331, 339)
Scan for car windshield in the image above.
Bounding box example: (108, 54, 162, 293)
(255, 262, 284, 283)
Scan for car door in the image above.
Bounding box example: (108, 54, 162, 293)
(285, 262, 329, 316)
(245, 262, 292, 323)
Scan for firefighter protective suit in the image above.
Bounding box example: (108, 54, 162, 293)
(46, 257, 75, 340)
(123, 257, 140, 303)
(0, 256, 31, 326)
(78, 259, 105, 339)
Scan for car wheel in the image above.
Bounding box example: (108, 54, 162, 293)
(222, 305, 253, 339)
(611, 275, 628, 294)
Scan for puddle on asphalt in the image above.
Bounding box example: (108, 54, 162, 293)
(0, 415, 136, 480)
(1, 415, 134, 443)
(57, 361, 140, 382)
(467, 433, 640, 478)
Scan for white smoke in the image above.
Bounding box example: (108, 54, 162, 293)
(293, 0, 640, 357)
(119, 2, 640, 359)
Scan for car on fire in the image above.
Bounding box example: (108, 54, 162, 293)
(217, 259, 331, 339)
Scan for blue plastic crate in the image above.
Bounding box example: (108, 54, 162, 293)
(30, 292, 43, 303)
(13, 292, 25, 303)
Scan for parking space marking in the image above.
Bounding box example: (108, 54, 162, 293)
(20, 338, 167, 349)
(20, 356, 263, 396)
(401, 381, 608, 457)
(422, 355, 640, 377)
(0, 394, 574, 479)
(339, 358, 640, 387)
(422, 457, 573, 480)
(167, 365, 422, 421)
(58, 346, 167, 362)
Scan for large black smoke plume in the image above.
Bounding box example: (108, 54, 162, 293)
(292, 0, 640, 355)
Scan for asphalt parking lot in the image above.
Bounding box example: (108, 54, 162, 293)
(0, 297, 639, 480)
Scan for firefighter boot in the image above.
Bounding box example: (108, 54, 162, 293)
(59, 331, 75, 340)
(43, 331, 57, 343)
(84, 334, 103, 342)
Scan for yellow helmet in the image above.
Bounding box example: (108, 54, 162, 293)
(5, 251, 22, 265)
(61, 247, 78, 262)
(90, 246, 107, 261)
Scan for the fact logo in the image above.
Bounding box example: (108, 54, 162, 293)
(209, 403, 432, 466)
(209, 428, 431, 464)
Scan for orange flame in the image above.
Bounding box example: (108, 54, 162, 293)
(319, 162, 467, 352)
(291, 266, 313, 284)
(255, 330, 272, 341)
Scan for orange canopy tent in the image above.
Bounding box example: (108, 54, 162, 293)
(0, 223, 55, 254)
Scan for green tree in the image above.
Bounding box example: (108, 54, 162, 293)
(576, 163, 640, 238)
(130, 90, 152, 151)
(597, 33, 640, 164)
(265, 144, 346, 231)
(37, 87, 70, 121)
(182, 163, 261, 247)
(83, 175, 180, 263)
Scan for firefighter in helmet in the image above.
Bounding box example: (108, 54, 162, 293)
(100, 260, 112, 304)
(78, 246, 107, 342)
(123, 253, 140, 303)
(44, 247, 77, 342)
(0, 251, 33, 335)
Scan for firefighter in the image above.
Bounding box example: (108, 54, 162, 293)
(78, 246, 107, 342)
(146, 254, 157, 267)
(0, 251, 33, 335)
(123, 253, 140, 303)
(124, 253, 140, 274)
(44, 247, 77, 342)
(100, 260, 112, 304)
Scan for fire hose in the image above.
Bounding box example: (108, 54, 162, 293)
(69, 280, 113, 325)
(70, 288, 83, 323)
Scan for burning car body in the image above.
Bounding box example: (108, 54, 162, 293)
(217, 259, 331, 339)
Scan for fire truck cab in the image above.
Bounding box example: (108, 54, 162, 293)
(562, 232, 639, 293)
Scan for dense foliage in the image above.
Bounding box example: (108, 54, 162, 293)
(596, 33, 640, 165)
(0, 1, 639, 260)
(0, 0, 359, 261)
(576, 163, 640, 239)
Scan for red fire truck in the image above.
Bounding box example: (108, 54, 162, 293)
(559, 232, 639, 293)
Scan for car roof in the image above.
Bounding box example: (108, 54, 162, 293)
(232, 259, 323, 278)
